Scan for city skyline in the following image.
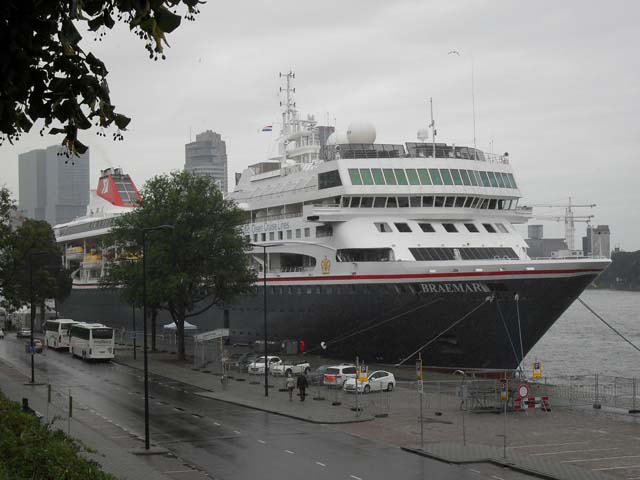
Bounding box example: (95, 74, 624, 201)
(0, 1, 637, 250)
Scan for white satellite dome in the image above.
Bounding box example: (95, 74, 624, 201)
(326, 132, 336, 145)
(346, 121, 376, 144)
(417, 128, 429, 142)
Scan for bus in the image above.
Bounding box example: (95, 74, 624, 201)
(44, 319, 78, 350)
(69, 323, 115, 361)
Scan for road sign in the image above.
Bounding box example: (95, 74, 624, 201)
(517, 383, 530, 398)
(358, 364, 368, 382)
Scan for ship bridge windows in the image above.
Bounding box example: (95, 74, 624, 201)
(336, 248, 394, 262)
(429, 169, 443, 185)
(406, 169, 420, 185)
(360, 169, 374, 185)
(319, 170, 343, 189)
(443, 223, 458, 233)
(464, 223, 479, 233)
(348, 169, 362, 185)
(450, 169, 464, 185)
(483, 223, 497, 233)
(340, 195, 514, 209)
(441, 169, 454, 185)
(382, 169, 397, 185)
(418, 223, 435, 232)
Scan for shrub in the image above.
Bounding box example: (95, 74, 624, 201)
(0, 390, 116, 479)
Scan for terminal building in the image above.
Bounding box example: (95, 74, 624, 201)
(18, 145, 90, 226)
(184, 130, 228, 193)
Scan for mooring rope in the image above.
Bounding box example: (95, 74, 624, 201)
(495, 299, 524, 374)
(394, 296, 493, 367)
(305, 297, 443, 355)
(578, 298, 640, 354)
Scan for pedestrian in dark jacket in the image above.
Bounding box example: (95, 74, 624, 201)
(296, 374, 309, 401)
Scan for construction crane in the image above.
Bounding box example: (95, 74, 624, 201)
(529, 197, 596, 250)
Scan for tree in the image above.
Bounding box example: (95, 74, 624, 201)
(0, 188, 17, 300)
(103, 171, 255, 359)
(3, 220, 72, 322)
(0, 0, 201, 156)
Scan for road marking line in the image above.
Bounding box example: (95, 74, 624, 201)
(532, 447, 619, 456)
(214, 422, 220, 426)
(110, 435, 131, 439)
(350, 476, 363, 480)
(469, 469, 481, 474)
(164, 470, 197, 474)
(509, 441, 588, 449)
(563, 454, 640, 463)
(285, 450, 295, 454)
(258, 440, 266, 444)
(492, 476, 505, 480)
(233, 430, 241, 434)
(315, 462, 326, 467)
(114, 423, 121, 428)
(594, 464, 640, 471)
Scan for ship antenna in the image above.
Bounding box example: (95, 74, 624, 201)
(429, 98, 436, 158)
(471, 52, 477, 159)
(279, 69, 297, 137)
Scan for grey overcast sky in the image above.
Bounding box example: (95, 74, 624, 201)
(1, 0, 638, 249)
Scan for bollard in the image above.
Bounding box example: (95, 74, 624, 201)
(68, 389, 72, 435)
(22, 397, 29, 412)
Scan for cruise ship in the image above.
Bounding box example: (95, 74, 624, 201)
(55, 72, 610, 369)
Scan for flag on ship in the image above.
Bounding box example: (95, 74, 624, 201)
(261, 125, 273, 132)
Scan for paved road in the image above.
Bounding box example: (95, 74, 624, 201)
(0, 335, 532, 479)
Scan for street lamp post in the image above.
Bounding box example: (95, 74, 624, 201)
(142, 225, 173, 450)
(27, 251, 48, 385)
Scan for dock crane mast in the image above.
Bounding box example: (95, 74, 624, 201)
(529, 197, 596, 251)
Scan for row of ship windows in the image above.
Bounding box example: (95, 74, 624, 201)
(342, 195, 516, 210)
(375, 221, 509, 234)
(245, 225, 333, 243)
(347, 167, 517, 189)
(244, 221, 509, 244)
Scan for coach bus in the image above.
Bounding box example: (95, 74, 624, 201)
(69, 323, 115, 361)
(44, 319, 78, 350)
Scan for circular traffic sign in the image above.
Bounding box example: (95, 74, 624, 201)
(517, 383, 529, 398)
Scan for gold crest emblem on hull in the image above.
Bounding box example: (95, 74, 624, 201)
(321, 256, 331, 275)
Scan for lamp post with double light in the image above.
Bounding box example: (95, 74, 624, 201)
(27, 250, 48, 385)
(142, 224, 174, 450)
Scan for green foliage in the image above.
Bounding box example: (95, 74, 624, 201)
(0, 0, 202, 156)
(1, 219, 72, 311)
(103, 171, 255, 357)
(0, 188, 17, 297)
(0, 390, 116, 479)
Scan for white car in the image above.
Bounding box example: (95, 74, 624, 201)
(271, 361, 311, 377)
(323, 364, 357, 387)
(248, 355, 282, 375)
(343, 370, 396, 393)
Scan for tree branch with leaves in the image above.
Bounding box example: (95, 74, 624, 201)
(0, 0, 202, 156)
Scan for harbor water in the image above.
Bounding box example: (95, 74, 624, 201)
(524, 289, 640, 379)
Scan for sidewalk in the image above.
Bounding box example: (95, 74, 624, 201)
(114, 349, 375, 424)
(113, 347, 640, 480)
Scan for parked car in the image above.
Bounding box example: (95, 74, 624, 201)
(323, 364, 357, 387)
(230, 352, 258, 372)
(0, 328, 4, 339)
(343, 370, 396, 394)
(248, 355, 282, 375)
(25, 338, 44, 354)
(271, 361, 311, 377)
(16, 328, 31, 338)
(308, 365, 332, 385)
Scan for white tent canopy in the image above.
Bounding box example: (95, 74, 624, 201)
(162, 321, 197, 330)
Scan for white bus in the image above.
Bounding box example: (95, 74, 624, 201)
(44, 319, 78, 350)
(69, 323, 115, 361)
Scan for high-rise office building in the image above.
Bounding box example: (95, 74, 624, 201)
(18, 145, 90, 225)
(184, 130, 228, 192)
(591, 225, 611, 258)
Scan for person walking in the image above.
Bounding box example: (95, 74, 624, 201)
(286, 373, 296, 401)
(296, 373, 309, 402)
